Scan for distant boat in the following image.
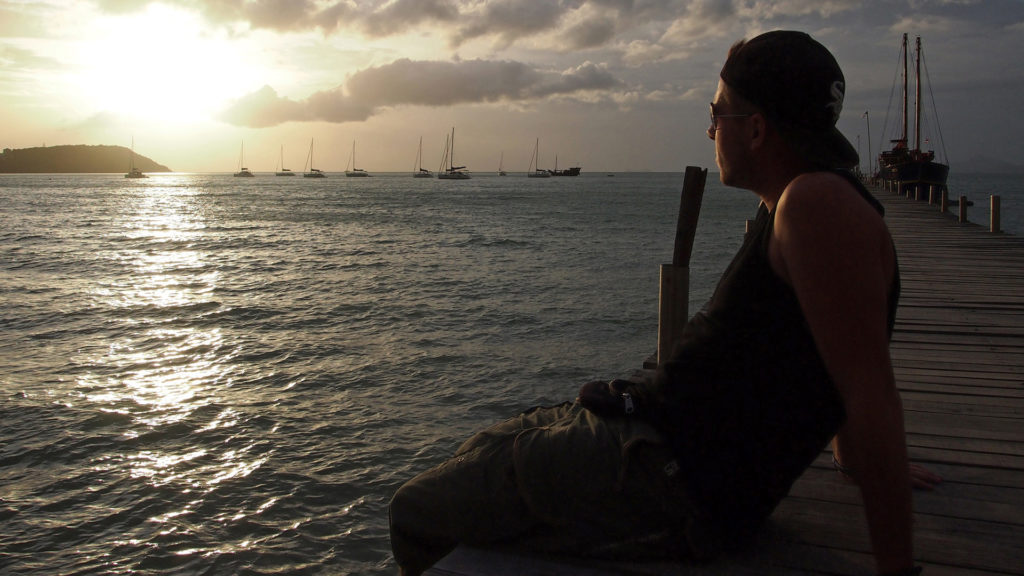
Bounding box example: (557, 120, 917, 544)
(437, 128, 470, 180)
(303, 138, 326, 178)
(276, 145, 295, 176)
(877, 34, 948, 194)
(549, 155, 581, 177)
(345, 141, 369, 177)
(413, 136, 432, 178)
(124, 137, 148, 178)
(234, 141, 254, 177)
(498, 151, 507, 176)
(527, 138, 550, 178)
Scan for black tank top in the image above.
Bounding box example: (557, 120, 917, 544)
(633, 172, 898, 548)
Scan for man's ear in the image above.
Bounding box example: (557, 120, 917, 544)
(749, 113, 768, 150)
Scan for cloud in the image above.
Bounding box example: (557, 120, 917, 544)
(0, 44, 61, 71)
(86, 0, 687, 52)
(450, 0, 567, 49)
(563, 14, 618, 50)
(219, 57, 623, 127)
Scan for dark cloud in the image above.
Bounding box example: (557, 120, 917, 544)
(564, 16, 617, 49)
(220, 57, 623, 127)
(245, 0, 316, 31)
(87, 0, 685, 51)
(451, 0, 567, 48)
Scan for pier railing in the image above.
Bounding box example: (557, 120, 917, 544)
(877, 178, 1003, 233)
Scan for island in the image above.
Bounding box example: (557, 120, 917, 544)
(0, 145, 172, 173)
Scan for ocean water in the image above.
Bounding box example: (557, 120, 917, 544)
(1, 171, 1019, 575)
(0, 172, 754, 575)
(945, 172, 1024, 235)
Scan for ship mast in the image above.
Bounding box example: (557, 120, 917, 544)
(901, 33, 908, 149)
(915, 36, 922, 152)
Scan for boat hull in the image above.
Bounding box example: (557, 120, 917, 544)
(879, 157, 948, 193)
(550, 167, 582, 177)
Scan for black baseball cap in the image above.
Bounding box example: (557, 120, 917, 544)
(720, 30, 859, 170)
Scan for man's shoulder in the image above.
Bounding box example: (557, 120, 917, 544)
(785, 171, 858, 201)
(779, 171, 880, 224)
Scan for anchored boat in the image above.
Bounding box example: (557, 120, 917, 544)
(877, 34, 948, 194)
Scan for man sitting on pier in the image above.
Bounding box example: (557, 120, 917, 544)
(390, 30, 939, 576)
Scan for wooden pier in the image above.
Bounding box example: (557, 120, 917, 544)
(426, 186, 1024, 576)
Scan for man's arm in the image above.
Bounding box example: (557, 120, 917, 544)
(770, 172, 915, 575)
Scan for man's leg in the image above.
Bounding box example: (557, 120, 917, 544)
(389, 405, 573, 574)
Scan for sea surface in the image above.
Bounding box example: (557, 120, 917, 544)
(1, 171, 1019, 575)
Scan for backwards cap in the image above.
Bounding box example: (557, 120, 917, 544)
(720, 30, 858, 170)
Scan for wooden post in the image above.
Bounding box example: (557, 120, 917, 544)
(940, 187, 949, 213)
(928, 185, 936, 205)
(959, 195, 968, 223)
(658, 166, 707, 366)
(991, 195, 1001, 233)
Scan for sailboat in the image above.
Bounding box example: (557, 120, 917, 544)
(233, 141, 254, 177)
(303, 138, 326, 178)
(549, 154, 581, 177)
(437, 127, 470, 179)
(276, 145, 295, 176)
(413, 136, 433, 178)
(345, 141, 369, 177)
(124, 137, 148, 178)
(527, 138, 550, 178)
(498, 151, 507, 176)
(877, 34, 948, 194)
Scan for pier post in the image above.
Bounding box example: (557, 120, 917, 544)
(959, 196, 968, 224)
(658, 166, 707, 366)
(991, 195, 1001, 233)
(928, 185, 936, 205)
(941, 187, 949, 213)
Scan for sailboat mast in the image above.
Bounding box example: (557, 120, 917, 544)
(440, 133, 449, 173)
(901, 33, 908, 147)
(915, 36, 922, 152)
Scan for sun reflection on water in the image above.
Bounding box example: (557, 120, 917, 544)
(78, 183, 267, 497)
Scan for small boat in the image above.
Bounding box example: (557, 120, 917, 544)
(233, 141, 254, 177)
(276, 145, 295, 176)
(527, 138, 550, 178)
(303, 138, 326, 178)
(876, 34, 948, 194)
(345, 141, 369, 177)
(437, 128, 471, 180)
(498, 151, 507, 176)
(413, 136, 432, 178)
(124, 137, 148, 178)
(549, 155, 581, 177)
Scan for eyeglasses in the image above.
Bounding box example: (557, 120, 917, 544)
(708, 102, 752, 135)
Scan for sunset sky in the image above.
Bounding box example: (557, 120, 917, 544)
(2, 0, 1023, 174)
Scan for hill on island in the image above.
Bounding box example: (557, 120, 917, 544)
(0, 145, 171, 173)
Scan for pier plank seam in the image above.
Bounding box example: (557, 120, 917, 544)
(425, 187, 1024, 576)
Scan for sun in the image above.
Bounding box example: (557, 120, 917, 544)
(67, 4, 264, 125)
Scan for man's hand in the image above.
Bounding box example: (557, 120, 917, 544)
(577, 379, 636, 416)
(910, 463, 942, 491)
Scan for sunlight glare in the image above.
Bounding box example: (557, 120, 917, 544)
(70, 5, 261, 124)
